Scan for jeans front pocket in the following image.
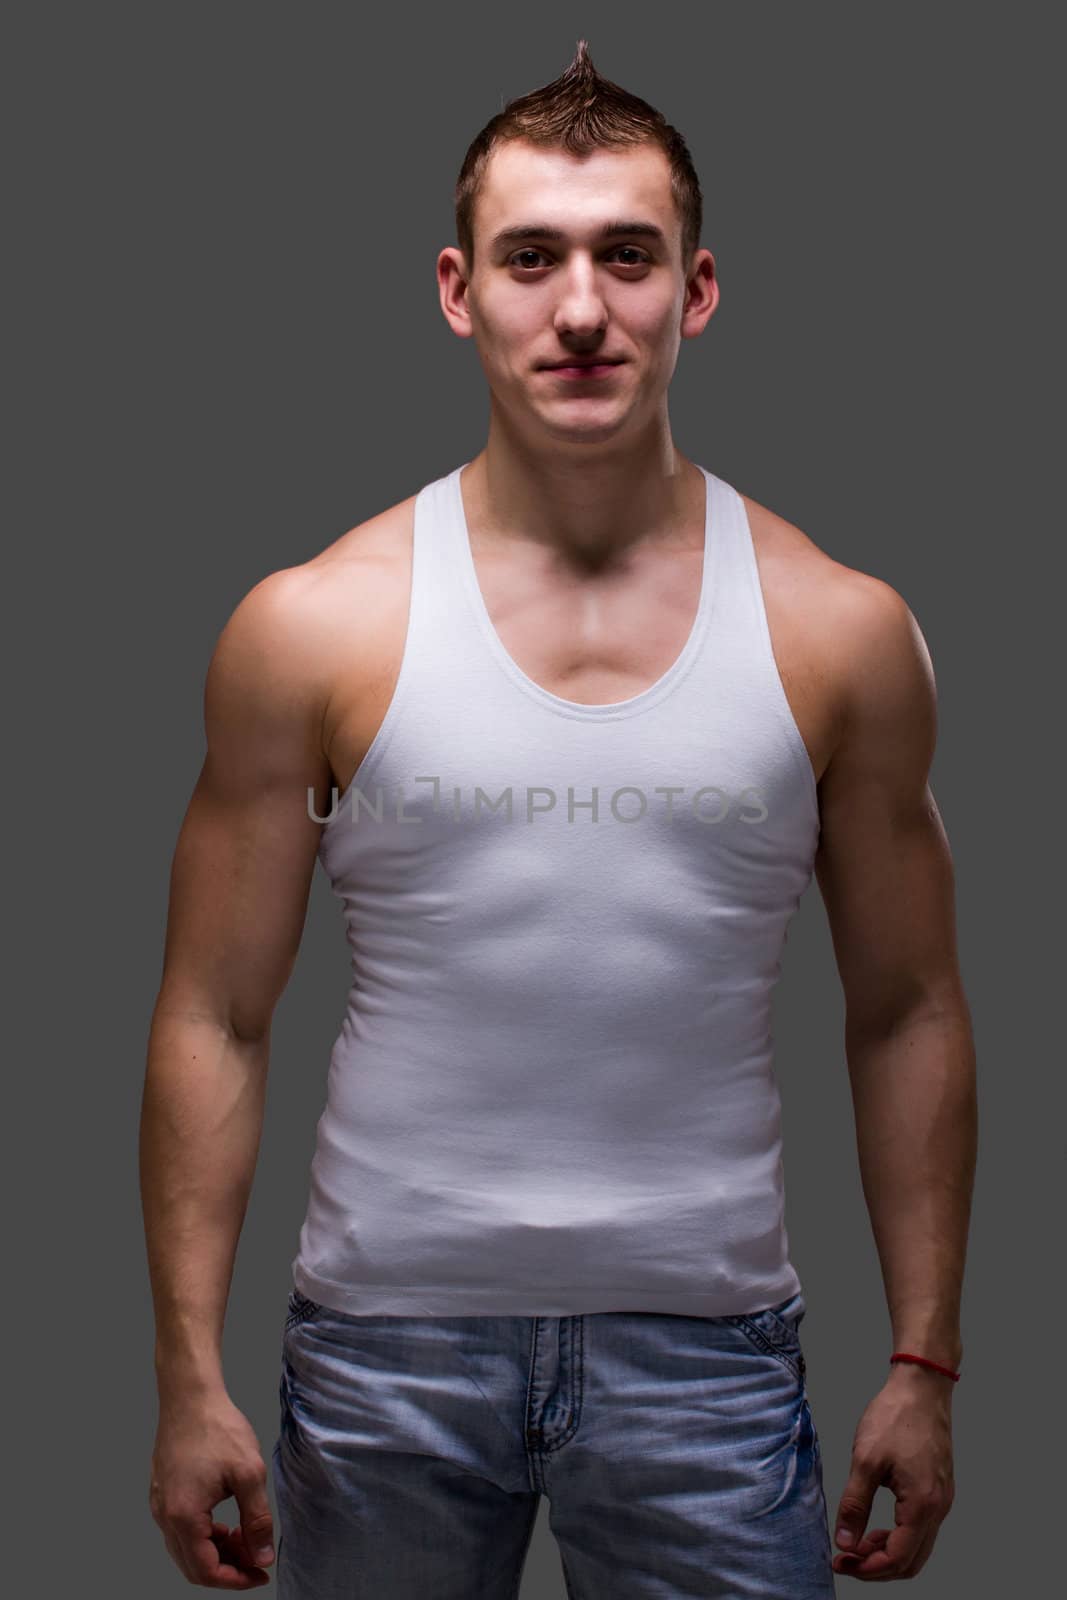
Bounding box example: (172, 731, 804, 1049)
(726, 1298, 807, 1382)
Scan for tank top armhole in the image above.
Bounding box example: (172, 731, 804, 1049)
(318, 482, 428, 851)
(731, 486, 820, 827)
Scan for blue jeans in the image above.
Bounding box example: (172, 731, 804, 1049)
(270, 1286, 834, 1598)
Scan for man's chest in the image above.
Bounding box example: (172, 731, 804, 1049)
(319, 493, 845, 801)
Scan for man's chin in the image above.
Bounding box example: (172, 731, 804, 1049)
(535, 414, 634, 448)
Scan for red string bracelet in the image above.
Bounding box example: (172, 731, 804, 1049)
(890, 1353, 960, 1381)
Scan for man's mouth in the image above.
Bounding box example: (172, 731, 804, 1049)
(541, 360, 626, 379)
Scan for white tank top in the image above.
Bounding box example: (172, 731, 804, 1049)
(292, 460, 820, 1317)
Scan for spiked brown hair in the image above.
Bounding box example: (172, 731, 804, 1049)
(454, 40, 703, 275)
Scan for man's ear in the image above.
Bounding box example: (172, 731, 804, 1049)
(438, 247, 475, 340)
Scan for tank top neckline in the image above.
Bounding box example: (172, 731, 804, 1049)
(449, 461, 719, 722)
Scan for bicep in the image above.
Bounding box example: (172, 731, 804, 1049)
(813, 580, 963, 1036)
(157, 570, 333, 1041)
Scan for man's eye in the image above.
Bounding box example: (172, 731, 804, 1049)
(612, 247, 649, 265)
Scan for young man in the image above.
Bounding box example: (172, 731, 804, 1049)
(143, 40, 976, 1597)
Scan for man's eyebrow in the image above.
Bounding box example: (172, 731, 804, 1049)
(489, 220, 667, 252)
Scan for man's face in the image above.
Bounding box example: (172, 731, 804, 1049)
(441, 139, 716, 447)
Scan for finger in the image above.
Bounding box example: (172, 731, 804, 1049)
(222, 1521, 277, 1578)
(832, 1525, 891, 1578)
(214, 1521, 262, 1565)
(898, 1520, 940, 1579)
(186, 1545, 271, 1589)
(180, 1515, 271, 1590)
(834, 1523, 881, 1560)
(877, 1516, 929, 1575)
(234, 1466, 276, 1568)
(834, 1474, 879, 1556)
(837, 1525, 888, 1559)
(832, 1546, 879, 1573)
(833, 1518, 927, 1581)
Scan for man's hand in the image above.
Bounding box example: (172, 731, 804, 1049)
(149, 1390, 277, 1588)
(832, 1368, 956, 1580)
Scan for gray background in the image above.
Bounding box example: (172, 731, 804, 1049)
(9, 2, 1060, 1594)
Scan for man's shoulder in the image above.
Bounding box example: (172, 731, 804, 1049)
(308, 490, 420, 571)
(738, 489, 925, 776)
(298, 489, 419, 605)
(210, 490, 419, 728)
(247, 489, 419, 641)
(740, 488, 897, 598)
(740, 487, 914, 650)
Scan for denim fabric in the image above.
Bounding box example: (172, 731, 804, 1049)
(271, 1287, 834, 1598)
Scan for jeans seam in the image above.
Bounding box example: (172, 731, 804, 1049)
(545, 1315, 584, 1451)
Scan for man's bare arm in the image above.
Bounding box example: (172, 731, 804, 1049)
(815, 575, 977, 1373)
(813, 574, 976, 1578)
(141, 567, 334, 1398)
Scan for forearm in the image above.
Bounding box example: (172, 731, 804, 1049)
(139, 1004, 269, 1402)
(845, 995, 977, 1373)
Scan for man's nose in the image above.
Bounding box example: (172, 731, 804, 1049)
(553, 262, 609, 339)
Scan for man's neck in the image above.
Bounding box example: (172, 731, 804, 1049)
(463, 433, 703, 568)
